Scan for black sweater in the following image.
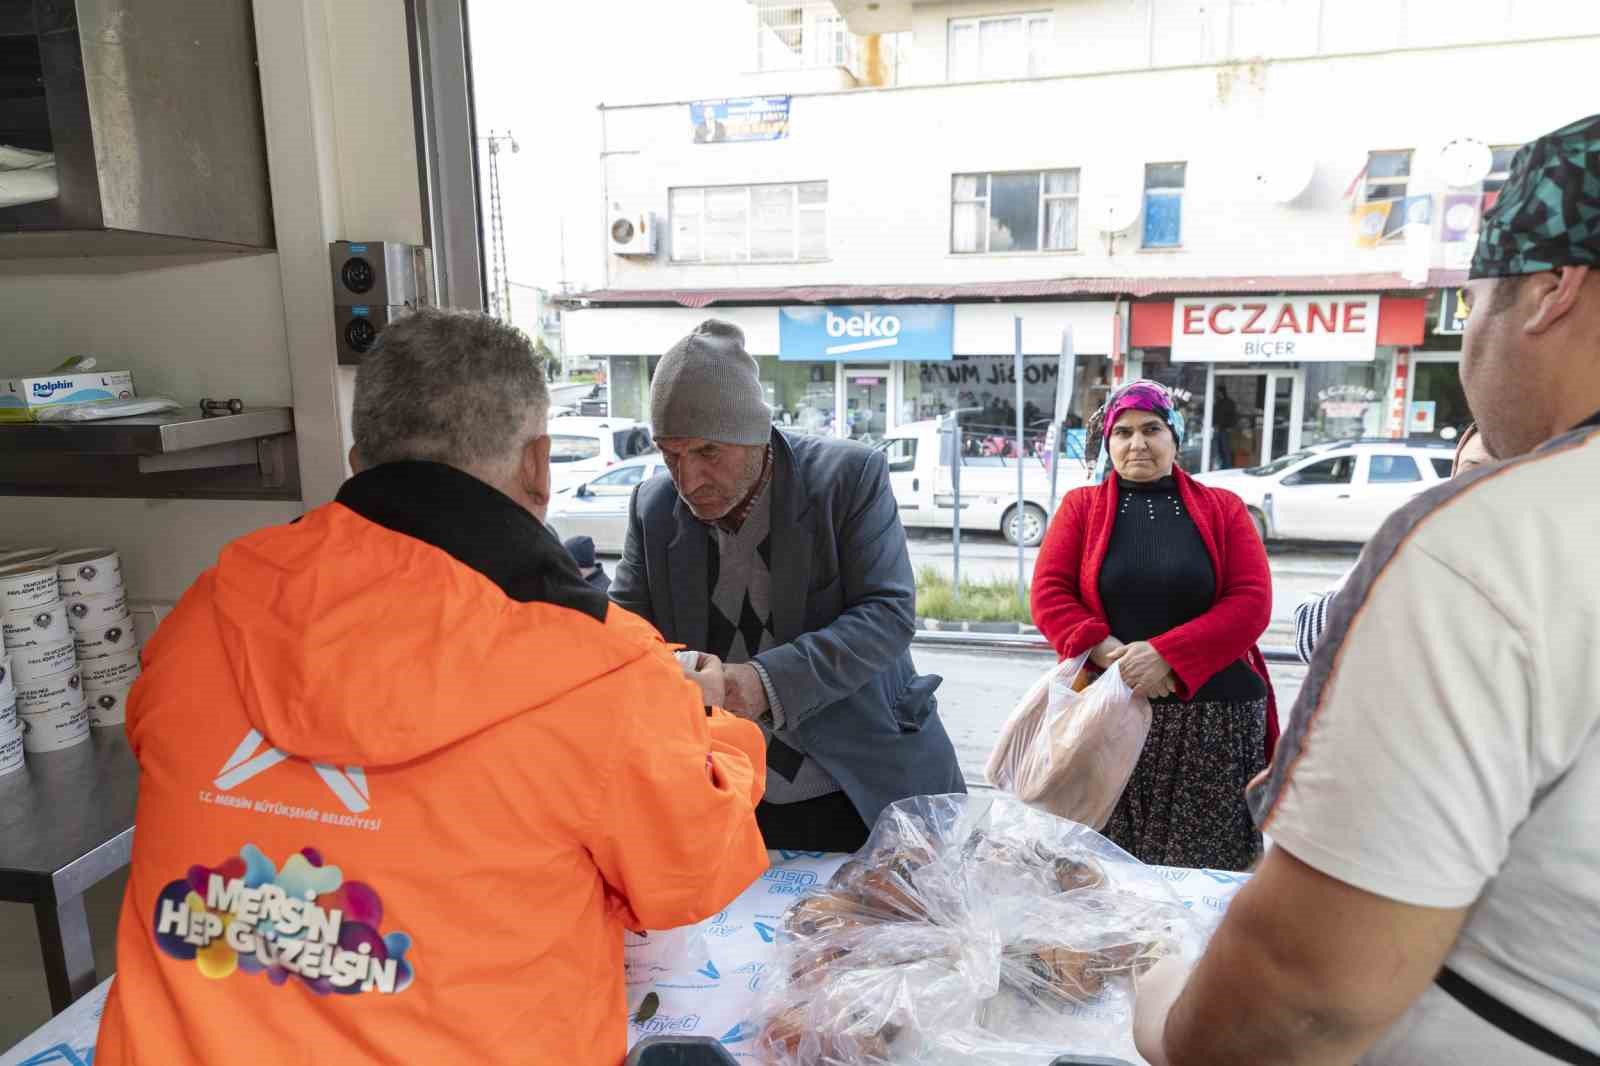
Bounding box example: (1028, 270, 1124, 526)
(1097, 476, 1265, 704)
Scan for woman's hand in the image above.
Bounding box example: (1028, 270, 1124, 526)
(1088, 636, 1128, 670)
(1117, 642, 1177, 699)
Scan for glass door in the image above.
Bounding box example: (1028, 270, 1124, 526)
(1204, 368, 1304, 471)
(839, 367, 890, 443)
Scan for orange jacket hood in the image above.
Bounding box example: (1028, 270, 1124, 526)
(209, 461, 626, 767)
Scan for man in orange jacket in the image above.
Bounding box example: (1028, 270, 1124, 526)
(96, 308, 769, 1065)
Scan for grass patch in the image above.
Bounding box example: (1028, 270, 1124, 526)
(916, 565, 1032, 624)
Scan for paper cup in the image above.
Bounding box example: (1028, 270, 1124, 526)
(0, 562, 60, 612)
(11, 638, 76, 682)
(3, 599, 70, 651)
(0, 652, 12, 704)
(72, 618, 137, 661)
(0, 700, 15, 733)
(19, 702, 90, 753)
(88, 683, 132, 728)
(0, 721, 23, 776)
(81, 648, 141, 691)
(15, 669, 84, 714)
(65, 590, 130, 631)
(55, 549, 124, 599)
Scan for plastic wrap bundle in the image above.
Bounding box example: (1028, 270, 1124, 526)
(756, 795, 1204, 1065)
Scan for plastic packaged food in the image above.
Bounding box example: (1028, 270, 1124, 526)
(756, 794, 1202, 1065)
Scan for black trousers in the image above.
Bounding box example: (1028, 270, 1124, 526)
(756, 791, 870, 853)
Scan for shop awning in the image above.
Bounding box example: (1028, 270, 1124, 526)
(568, 270, 1469, 309)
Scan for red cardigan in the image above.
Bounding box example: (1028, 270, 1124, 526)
(1031, 469, 1279, 763)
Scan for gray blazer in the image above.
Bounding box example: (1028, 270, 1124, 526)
(611, 430, 966, 827)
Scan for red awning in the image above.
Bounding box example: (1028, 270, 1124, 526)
(569, 271, 1467, 309)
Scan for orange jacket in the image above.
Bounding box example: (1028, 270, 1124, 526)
(97, 462, 769, 1066)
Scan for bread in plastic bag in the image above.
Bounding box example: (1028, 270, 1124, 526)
(985, 652, 1153, 830)
(756, 794, 1202, 1064)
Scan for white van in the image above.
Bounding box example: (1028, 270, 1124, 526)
(874, 421, 1090, 546)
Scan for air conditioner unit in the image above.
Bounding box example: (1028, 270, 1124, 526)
(608, 207, 657, 256)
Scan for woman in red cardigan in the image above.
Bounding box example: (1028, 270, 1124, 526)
(1031, 380, 1278, 871)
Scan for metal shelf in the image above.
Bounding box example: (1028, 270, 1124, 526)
(0, 408, 293, 455)
(0, 407, 299, 500)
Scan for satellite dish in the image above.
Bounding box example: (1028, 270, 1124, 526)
(1085, 189, 1141, 234)
(1438, 138, 1494, 188)
(1249, 155, 1315, 204)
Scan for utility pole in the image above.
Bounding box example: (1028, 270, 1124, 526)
(481, 130, 518, 321)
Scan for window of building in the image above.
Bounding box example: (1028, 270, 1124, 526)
(763, 359, 837, 435)
(951, 169, 1078, 254)
(753, 3, 852, 72)
(1483, 144, 1521, 208)
(670, 182, 828, 263)
(1363, 149, 1413, 240)
(947, 12, 1051, 80)
(1142, 162, 1186, 248)
(1368, 454, 1421, 483)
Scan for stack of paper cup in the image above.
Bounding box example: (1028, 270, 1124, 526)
(0, 651, 21, 777)
(1, 559, 89, 754)
(58, 549, 138, 729)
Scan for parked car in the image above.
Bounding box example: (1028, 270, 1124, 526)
(546, 415, 655, 494)
(876, 420, 1091, 546)
(1195, 439, 1457, 543)
(544, 454, 668, 554)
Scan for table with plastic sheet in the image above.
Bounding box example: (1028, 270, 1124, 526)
(0, 851, 1249, 1066)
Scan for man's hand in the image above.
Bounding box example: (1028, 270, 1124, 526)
(1117, 641, 1176, 698)
(680, 652, 726, 709)
(721, 663, 771, 720)
(1089, 636, 1128, 670)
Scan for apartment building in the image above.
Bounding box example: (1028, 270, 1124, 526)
(566, 0, 1600, 472)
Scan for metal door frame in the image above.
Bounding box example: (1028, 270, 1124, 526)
(837, 365, 895, 441)
(1200, 366, 1305, 472)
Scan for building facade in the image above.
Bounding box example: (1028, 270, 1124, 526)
(567, 0, 1600, 472)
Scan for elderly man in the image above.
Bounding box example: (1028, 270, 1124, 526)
(1135, 114, 1600, 1065)
(612, 320, 964, 853)
(96, 309, 767, 1066)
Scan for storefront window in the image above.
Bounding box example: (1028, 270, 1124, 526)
(1409, 357, 1470, 440)
(761, 359, 836, 436)
(607, 356, 646, 422)
(901, 354, 1109, 459)
(1302, 361, 1387, 446)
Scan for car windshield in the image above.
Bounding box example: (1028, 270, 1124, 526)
(1244, 448, 1323, 477)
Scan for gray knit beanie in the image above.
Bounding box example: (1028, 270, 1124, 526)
(651, 319, 772, 445)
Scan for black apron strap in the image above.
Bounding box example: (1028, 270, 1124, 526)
(1435, 967, 1600, 1066)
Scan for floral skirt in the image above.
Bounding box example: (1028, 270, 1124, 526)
(1102, 697, 1267, 872)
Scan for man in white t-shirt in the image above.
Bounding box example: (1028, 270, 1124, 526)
(1135, 113, 1600, 1066)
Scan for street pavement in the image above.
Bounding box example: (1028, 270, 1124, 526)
(913, 643, 1307, 789)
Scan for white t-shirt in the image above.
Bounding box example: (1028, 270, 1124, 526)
(1249, 418, 1600, 1063)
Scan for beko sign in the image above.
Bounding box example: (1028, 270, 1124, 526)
(1171, 295, 1379, 363)
(779, 304, 954, 362)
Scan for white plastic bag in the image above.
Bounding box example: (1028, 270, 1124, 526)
(985, 653, 1152, 830)
(754, 795, 1204, 1065)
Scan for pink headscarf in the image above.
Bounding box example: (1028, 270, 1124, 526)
(1100, 380, 1180, 442)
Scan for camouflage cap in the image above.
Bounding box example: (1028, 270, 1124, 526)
(1470, 114, 1600, 279)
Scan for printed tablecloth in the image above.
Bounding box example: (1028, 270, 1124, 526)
(0, 856, 1248, 1065)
